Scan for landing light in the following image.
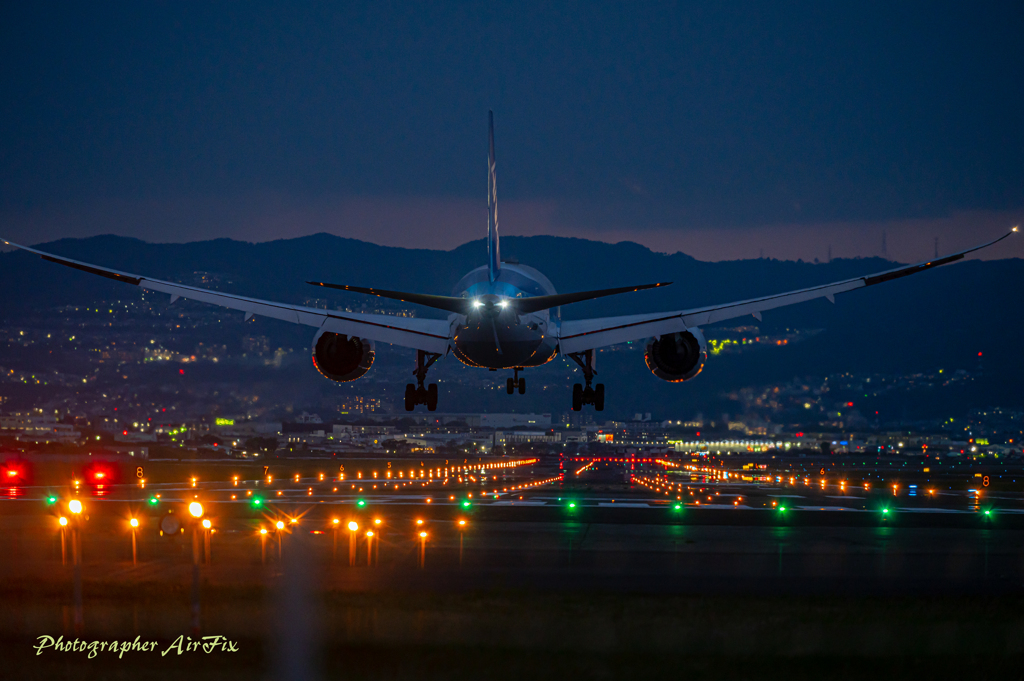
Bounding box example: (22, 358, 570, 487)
(472, 299, 483, 308)
(498, 300, 509, 308)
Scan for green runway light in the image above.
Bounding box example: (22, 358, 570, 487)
(568, 502, 576, 509)
(251, 497, 263, 507)
(148, 497, 159, 505)
(778, 506, 786, 512)
(882, 508, 889, 515)
(673, 504, 682, 510)
(357, 499, 366, 507)
(462, 501, 471, 508)
(45, 495, 58, 505)
(984, 510, 991, 516)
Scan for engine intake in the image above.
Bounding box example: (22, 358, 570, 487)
(645, 329, 707, 382)
(312, 331, 374, 382)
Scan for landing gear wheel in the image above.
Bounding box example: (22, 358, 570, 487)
(426, 384, 438, 411)
(518, 377, 526, 395)
(507, 378, 515, 395)
(404, 383, 416, 412)
(594, 383, 605, 411)
(572, 383, 583, 411)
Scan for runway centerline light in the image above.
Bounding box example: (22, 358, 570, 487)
(188, 501, 204, 518)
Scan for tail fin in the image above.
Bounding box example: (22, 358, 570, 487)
(487, 110, 500, 283)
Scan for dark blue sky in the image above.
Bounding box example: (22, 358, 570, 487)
(2, 2, 1022, 260)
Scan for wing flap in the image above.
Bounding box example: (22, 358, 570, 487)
(559, 228, 1016, 353)
(5, 239, 452, 353)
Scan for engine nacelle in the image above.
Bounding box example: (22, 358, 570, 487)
(645, 328, 707, 382)
(311, 331, 375, 382)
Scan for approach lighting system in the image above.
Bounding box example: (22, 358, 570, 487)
(188, 501, 204, 518)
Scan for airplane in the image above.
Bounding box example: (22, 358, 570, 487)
(2, 112, 1017, 413)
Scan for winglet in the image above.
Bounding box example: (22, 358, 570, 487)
(487, 111, 500, 283)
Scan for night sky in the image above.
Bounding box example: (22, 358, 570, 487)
(2, 2, 1022, 262)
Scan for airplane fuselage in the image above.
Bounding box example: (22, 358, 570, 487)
(449, 263, 560, 369)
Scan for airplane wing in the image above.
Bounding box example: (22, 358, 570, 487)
(0, 238, 452, 354)
(558, 228, 1017, 355)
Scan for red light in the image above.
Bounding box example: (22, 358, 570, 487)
(179, 369, 185, 375)
(6, 470, 17, 477)
(94, 472, 105, 479)
(978, 352, 983, 357)
(123, 430, 128, 435)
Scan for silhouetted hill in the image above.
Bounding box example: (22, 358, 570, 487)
(1, 233, 1022, 418)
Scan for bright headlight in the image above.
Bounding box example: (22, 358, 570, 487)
(472, 299, 483, 308)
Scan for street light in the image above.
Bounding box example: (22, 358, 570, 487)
(129, 517, 139, 565)
(347, 521, 359, 566)
(67, 499, 83, 634)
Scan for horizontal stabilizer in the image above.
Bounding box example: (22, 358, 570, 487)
(307, 280, 671, 315)
(306, 282, 469, 313)
(511, 282, 672, 313)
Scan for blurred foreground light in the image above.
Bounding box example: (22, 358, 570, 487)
(129, 518, 139, 528)
(366, 530, 374, 538)
(202, 519, 212, 529)
(374, 518, 382, 525)
(419, 531, 428, 538)
(332, 518, 340, 525)
(188, 502, 204, 518)
(58, 516, 68, 526)
(290, 517, 297, 524)
(348, 521, 359, 531)
(276, 520, 285, 530)
(68, 499, 83, 515)
(260, 528, 268, 535)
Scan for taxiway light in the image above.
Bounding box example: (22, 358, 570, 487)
(673, 504, 682, 511)
(58, 516, 68, 526)
(568, 502, 576, 509)
(189, 502, 204, 518)
(68, 499, 83, 515)
(251, 497, 263, 507)
(347, 521, 359, 532)
(462, 501, 471, 508)
(129, 518, 139, 528)
(46, 495, 58, 505)
(276, 521, 285, 530)
(984, 510, 992, 516)
(148, 496, 159, 505)
(357, 499, 366, 507)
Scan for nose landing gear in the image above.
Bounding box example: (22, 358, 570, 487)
(506, 368, 526, 395)
(405, 350, 441, 411)
(568, 349, 604, 411)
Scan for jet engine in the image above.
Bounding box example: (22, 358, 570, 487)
(311, 331, 375, 382)
(644, 328, 707, 382)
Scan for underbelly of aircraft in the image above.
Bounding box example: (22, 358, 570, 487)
(452, 320, 557, 369)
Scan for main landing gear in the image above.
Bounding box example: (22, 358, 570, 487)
(568, 349, 604, 411)
(506, 367, 526, 395)
(405, 350, 441, 411)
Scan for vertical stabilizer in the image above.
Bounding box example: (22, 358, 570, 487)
(487, 111, 500, 283)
